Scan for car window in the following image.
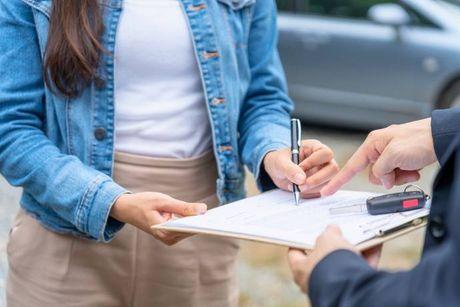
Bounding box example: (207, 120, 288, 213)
(437, 0, 460, 15)
(277, 0, 299, 12)
(277, 0, 437, 28)
(439, 0, 460, 6)
(277, 0, 395, 18)
(401, 5, 439, 28)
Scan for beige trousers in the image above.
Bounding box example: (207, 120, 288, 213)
(6, 151, 239, 307)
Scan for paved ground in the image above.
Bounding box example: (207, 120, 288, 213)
(0, 126, 439, 307)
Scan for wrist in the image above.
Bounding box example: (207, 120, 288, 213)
(263, 150, 277, 174)
(422, 118, 437, 164)
(110, 193, 132, 223)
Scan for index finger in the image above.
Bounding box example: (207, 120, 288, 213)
(320, 144, 371, 196)
(158, 201, 207, 216)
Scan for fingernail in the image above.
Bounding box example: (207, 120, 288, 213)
(197, 204, 207, 215)
(320, 187, 332, 196)
(381, 179, 391, 189)
(299, 184, 309, 192)
(294, 173, 306, 184)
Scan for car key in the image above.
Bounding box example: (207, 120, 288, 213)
(330, 185, 430, 216)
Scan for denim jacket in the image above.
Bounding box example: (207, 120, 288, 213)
(0, 0, 293, 241)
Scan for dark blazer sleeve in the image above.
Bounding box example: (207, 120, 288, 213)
(431, 108, 460, 162)
(308, 192, 460, 307)
(309, 242, 460, 307)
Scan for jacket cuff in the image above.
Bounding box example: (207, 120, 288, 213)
(254, 141, 289, 191)
(75, 175, 128, 242)
(431, 108, 460, 163)
(309, 249, 372, 303)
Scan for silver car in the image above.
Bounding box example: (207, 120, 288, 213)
(277, 0, 460, 128)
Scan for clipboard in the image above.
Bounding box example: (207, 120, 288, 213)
(155, 218, 427, 252)
(355, 218, 426, 251)
(155, 189, 429, 251)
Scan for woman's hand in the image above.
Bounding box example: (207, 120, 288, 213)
(263, 139, 339, 198)
(110, 192, 207, 245)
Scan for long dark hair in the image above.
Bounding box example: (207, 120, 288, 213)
(44, 1, 104, 98)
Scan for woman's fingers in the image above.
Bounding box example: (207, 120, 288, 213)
(149, 210, 167, 225)
(160, 232, 194, 246)
(300, 139, 324, 157)
(279, 158, 307, 185)
(149, 211, 171, 243)
(157, 199, 207, 216)
(161, 212, 173, 220)
(264, 140, 337, 194)
(300, 191, 322, 199)
(299, 182, 327, 199)
(299, 147, 334, 172)
(284, 161, 338, 198)
(304, 161, 339, 188)
(149, 210, 194, 245)
(112, 192, 201, 246)
(151, 229, 191, 246)
(295, 142, 336, 197)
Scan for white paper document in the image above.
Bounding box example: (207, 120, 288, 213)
(157, 189, 429, 249)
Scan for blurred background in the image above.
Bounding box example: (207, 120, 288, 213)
(278, 0, 460, 128)
(1, 0, 459, 306)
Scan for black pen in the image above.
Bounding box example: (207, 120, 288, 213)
(291, 118, 301, 206)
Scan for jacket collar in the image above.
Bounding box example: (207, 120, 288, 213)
(20, 0, 51, 17)
(20, 0, 123, 18)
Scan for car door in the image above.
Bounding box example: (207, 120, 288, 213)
(277, 0, 420, 126)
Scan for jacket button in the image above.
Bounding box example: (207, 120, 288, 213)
(211, 97, 225, 106)
(188, 3, 206, 11)
(219, 145, 233, 152)
(429, 216, 445, 241)
(94, 127, 106, 141)
(202, 51, 219, 60)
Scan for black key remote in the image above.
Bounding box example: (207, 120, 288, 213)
(366, 190, 427, 215)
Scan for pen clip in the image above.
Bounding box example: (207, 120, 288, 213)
(291, 118, 301, 148)
(296, 119, 301, 148)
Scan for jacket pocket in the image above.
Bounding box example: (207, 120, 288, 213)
(7, 210, 75, 280)
(217, 0, 255, 10)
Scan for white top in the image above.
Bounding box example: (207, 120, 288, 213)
(114, 0, 213, 158)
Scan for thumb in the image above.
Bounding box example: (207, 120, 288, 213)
(325, 224, 342, 236)
(281, 159, 307, 185)
(288, 249, 308, 264)
(380, 172, 396, 189)
(158, 199, 207, 216)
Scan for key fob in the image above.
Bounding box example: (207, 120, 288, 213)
(366, 190, 427, 215)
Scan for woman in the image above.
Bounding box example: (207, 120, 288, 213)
(0, 0, 339, 306)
